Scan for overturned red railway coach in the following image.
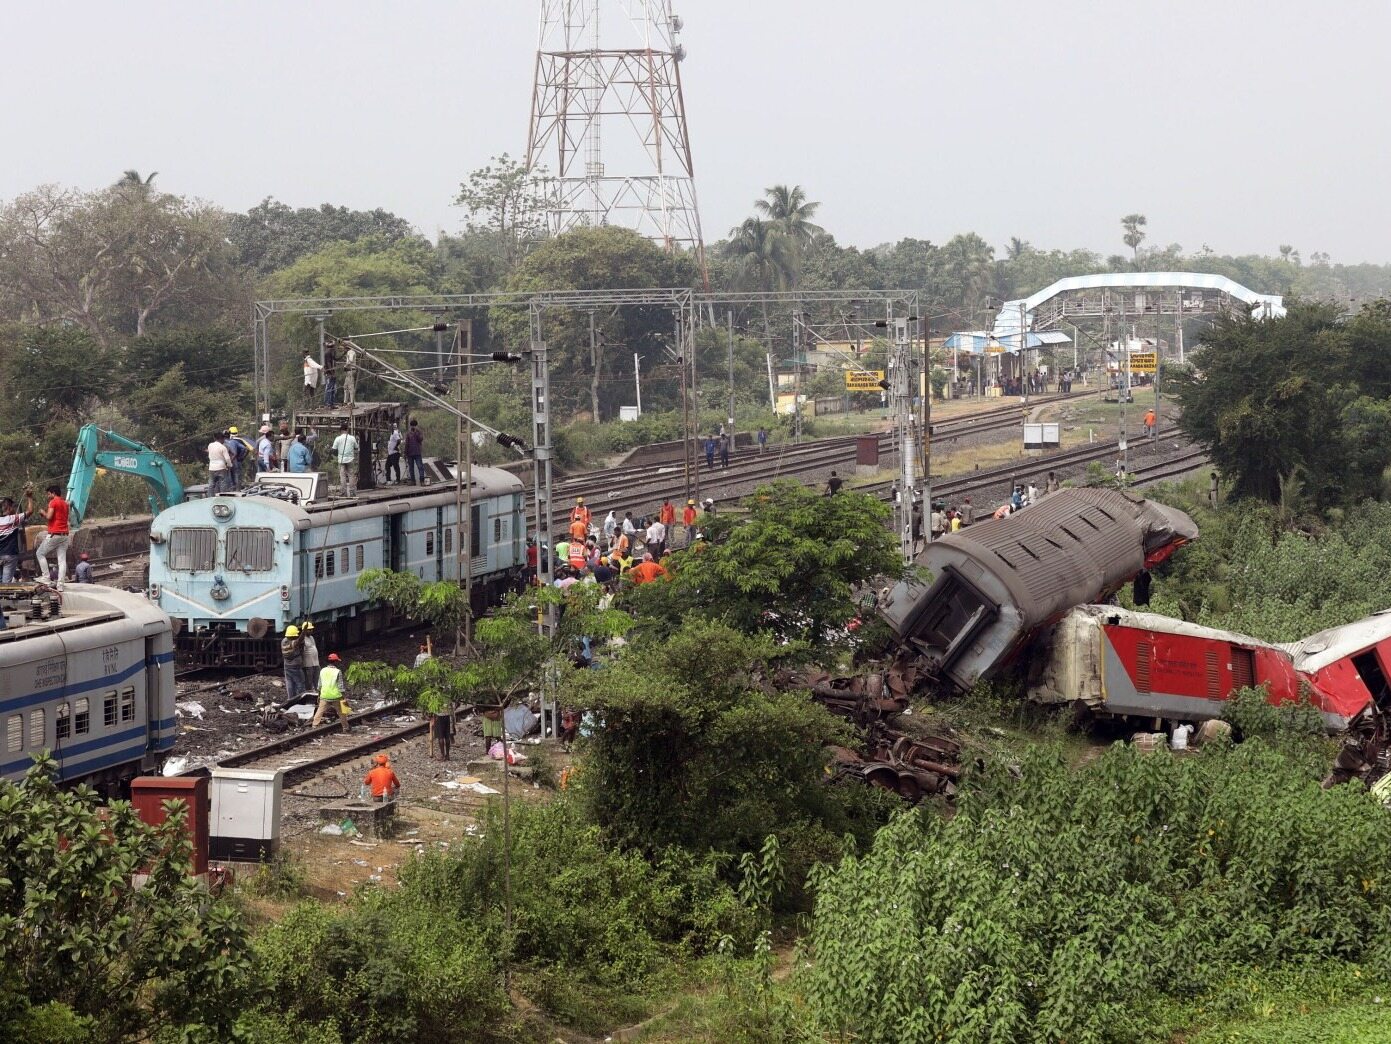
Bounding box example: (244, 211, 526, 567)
(1028, 606, 1389, 731)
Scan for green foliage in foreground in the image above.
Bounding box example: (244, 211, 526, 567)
(0, 759, 252, 1042)
(244, 796, 758, 1042)
(799, 741, 1391, 1043)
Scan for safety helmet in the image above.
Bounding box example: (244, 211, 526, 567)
(302, 621, 315, 631)
(375, 754, 389, 765)
(687, 498, 695, 505)
(228, 425, 239, 434)
(576, 496, 584, 504)
(328, 653, 341, 662)
(285, 625, 300, 637)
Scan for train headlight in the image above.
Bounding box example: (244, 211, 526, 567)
(211, 502, 235, 521)
(149, 584, 160, 599)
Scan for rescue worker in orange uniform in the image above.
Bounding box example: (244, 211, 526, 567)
(570, 497, 591, 528)
(679, 498, 697, 548)
(628, 553, 668, 584)
(363, 753, 401, 802)
(659, 498, 676, 528)
(568, 515, 588, 543)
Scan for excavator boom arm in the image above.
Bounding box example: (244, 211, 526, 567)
(66, 425, 186, 529)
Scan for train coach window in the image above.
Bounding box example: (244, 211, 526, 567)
(104, 692, 118, 728)
(226, 528, 274, 571)
(170, 527, 216, 572)
(444, 528, 452, 554)
(325, 550, 336, 577)
(426, 532, 435, 556)
(56, 703, 71, 741)
(314, 552, 324, 579)
(356, 545, 365, 571)
(75, 697, 90, 736)
(339, 547, 348, 575)
(29, 710, 43, 748)
(121, 687, 136, 723)
(472, 505, 483, 557)
(494, 517, 502, 544)
(6, 715, 19, 753)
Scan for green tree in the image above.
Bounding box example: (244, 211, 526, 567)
(1121, 212, 1148, 258)
(568, 618, 873, 893)
(723, 218, 792, 340)
(493, 226, 695, 419)
(453, 153, 554, 269)
(754, 184, 823, 285)
(623, 479, 902, 652)
(1170, 301, 1391, 503)
(226, 198, 415, 276)
(0, 759, 251, 1041)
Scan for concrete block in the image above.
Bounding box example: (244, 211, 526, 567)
(319, 800, 397, 839)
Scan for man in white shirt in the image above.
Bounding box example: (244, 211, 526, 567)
(385, 424, 402, 484)
(644, 518, 667, 558)
(302, 352, 322, 404)
(207, 432, 234, 494)
(603, 510, 617, 542)
(256, 426, 275, 473)
(331, 422, 360, 496)
(342, 344, 358, 405)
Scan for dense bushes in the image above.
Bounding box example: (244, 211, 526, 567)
(799, 741, 1391, 1043)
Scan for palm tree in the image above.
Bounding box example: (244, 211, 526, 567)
(115, 170, 158, 199)
(1121, 213, 1148, 259)
(754, 185, 823, 287)
(724, 217, 792, 340)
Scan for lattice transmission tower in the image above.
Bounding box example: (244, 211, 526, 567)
(526, 1, 706, 270)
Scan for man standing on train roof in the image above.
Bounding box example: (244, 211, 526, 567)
(36, 484, 72, 588)
(0, 488, 35, 583)
(74, 552, 94, 583)
(300, 621, 320, 689)
(281, 625, 306, 703)
(385, 423, 402, 484)
(571, 496, 591, 527)
(256, 425, 275, 473)
(405, 418, 425, 485)
(207, 431, 233, 494)
(288, 434, 312, 473)
(342, 341, 358, 406)
(322, 339, 338, 407)
(302, 351, 322, 404)
(363, 753, 400, 801)
(225, 426, 250, 489)
(331, 422, 359, 497)
(313, 653, 351, 730)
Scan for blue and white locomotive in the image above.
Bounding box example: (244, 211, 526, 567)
(0, 584, 177, 791)
(149, 467, 528, 667)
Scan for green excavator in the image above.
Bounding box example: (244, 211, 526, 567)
(65, 425, 186, 529)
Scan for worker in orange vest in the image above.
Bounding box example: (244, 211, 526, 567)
(363, 754, 400, 802)
(568, 515, 587, 542)
(1143, 408, 1157, 436)
(568, 540, 587, 571)
(570, 497, 591, 528)
(679, 498, 697, 548)
(659, 498, 676, 527)
(628, 553, 668, 584)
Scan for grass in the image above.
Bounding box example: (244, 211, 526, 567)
(1168, 964, 1391, 1043)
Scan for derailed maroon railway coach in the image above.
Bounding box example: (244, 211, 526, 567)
(1028, 606, 1388, 732)
(879, 488, 1197, 693)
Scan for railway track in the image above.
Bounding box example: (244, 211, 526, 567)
(183, 699, 432, 786)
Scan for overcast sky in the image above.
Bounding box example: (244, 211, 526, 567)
(4, 1, 1386, 263)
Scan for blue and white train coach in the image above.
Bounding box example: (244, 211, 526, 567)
(0, 585, 177, 791)
(149, 467, 528, 667)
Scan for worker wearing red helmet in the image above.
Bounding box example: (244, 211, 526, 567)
(311, 652, 351, 730)
(363, 753, 400, 802)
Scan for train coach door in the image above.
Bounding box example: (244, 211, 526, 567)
(387, 512, 405, 573)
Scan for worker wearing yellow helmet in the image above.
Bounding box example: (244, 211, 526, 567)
(281, 625, 307, 702)
(224, 425, 254, 490)
(679, 498, 699, 549)
(570, 495, 591, 527)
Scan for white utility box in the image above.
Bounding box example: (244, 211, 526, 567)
(209, 766, 284, 862)
(1023, 422, 1061, 450)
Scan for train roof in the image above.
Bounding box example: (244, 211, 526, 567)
(1279, 610, 1391, 673)
(1067, 605, 1285, 649)
(155, 465, 524, 530)
(0, 584, 170, 646)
